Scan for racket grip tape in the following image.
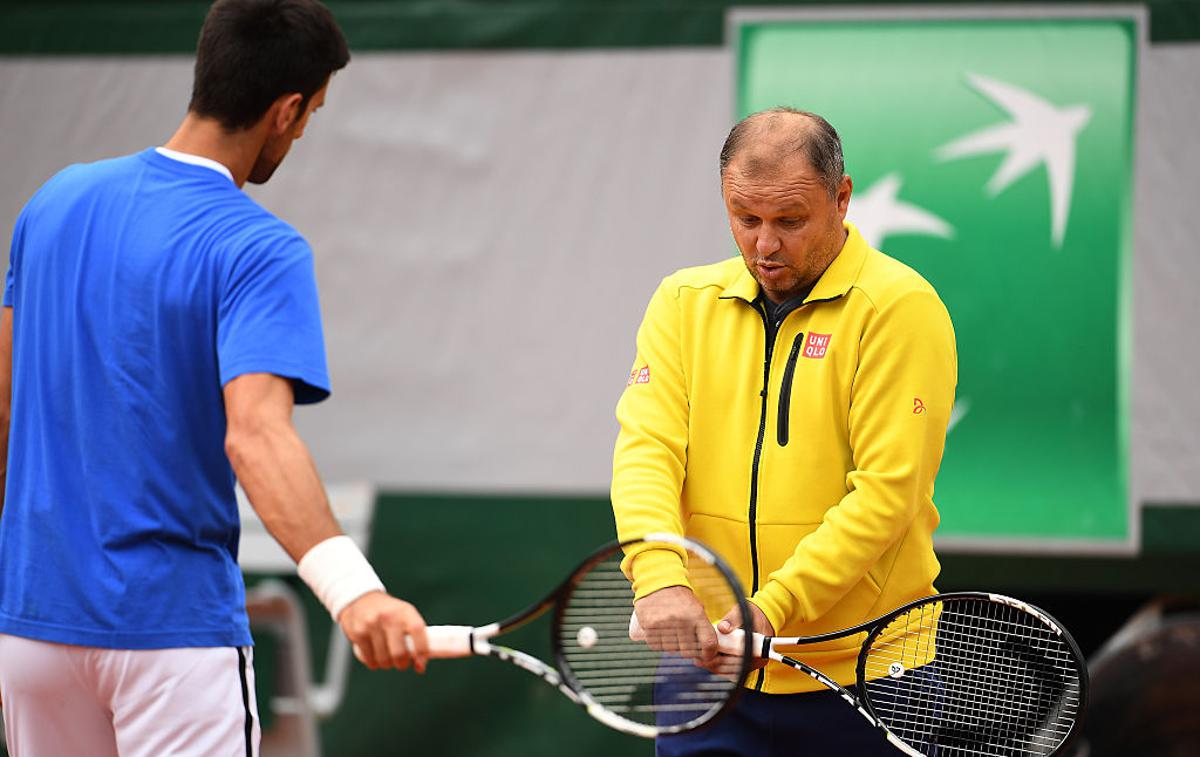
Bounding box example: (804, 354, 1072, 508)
(424, 625, 476, 658)
(350, 625, 476, 664)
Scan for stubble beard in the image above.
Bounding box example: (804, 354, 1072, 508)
(745, 229, 844, 303)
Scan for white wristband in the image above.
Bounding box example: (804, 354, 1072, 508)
(297, 535, 386, 621)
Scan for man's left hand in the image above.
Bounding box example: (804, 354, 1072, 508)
(717, 601, 774, 638)
(710, 601, 776, 673)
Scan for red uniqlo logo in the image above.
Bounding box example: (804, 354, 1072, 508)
(635, 366, 651, 384)
(803, 332, 831, 359)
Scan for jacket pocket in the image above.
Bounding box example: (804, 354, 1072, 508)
(684, 512, 752, 603)
(757, 521, 884, 652)
(776, 332, 804, 447)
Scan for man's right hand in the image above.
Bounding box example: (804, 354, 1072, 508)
(338, 591, 430, 673)
(633, 585, 719, 667)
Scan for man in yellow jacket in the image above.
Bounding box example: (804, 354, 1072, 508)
(612, 107, 957, 755)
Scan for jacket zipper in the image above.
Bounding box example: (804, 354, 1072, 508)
(747, 294, 839, 692)
(776, 333, 804, 447)
(749, 307, 777, 596)
(748, 306, 779, 692)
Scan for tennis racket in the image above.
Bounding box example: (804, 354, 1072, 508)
(633, 591, 1088, 755)
(415, 533, 753, 738)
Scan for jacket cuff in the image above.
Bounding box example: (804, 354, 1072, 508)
(751, 580, 800, 633)
(627, 548, 691, 600)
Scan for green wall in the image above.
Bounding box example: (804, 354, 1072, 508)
(2, 0, 1199, 54)
(275, 493, 1198, 755)
(296, 493, 643, 756)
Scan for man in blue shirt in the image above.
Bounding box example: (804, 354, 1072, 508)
(0, 2, 429, 754)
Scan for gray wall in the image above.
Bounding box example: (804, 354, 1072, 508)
(1, 45, 1197, 505)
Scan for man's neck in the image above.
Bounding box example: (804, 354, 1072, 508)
(162, 113, 263, 188)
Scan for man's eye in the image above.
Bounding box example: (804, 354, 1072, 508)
(779, 217, 803, 227)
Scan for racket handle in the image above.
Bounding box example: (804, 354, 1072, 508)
(628, 614, 763, 657)
(351, 625, 476, 664)
(717, 628, 747, 655)
(424, 625, 477, 658)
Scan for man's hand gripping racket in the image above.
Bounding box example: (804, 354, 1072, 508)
(633, 591, 1089, 756)
(372, 533, 753, 738)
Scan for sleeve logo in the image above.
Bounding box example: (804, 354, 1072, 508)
(627, 365, 651, 386)
(803, 332, 831, 359)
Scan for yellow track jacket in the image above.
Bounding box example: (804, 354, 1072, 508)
(611, 222, 957, 694)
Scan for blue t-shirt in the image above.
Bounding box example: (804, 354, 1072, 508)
(0, 148, 330, 648)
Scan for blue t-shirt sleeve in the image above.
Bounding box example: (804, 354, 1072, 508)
(5, 206, 26, 308)
(217, 232, 331, 404)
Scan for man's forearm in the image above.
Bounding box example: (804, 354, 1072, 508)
(226, 417, 341, 562)
(611, 438, 691, 600)
(221, 372, 426, 671)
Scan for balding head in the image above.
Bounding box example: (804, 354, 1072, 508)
(719, 108, 845, 197)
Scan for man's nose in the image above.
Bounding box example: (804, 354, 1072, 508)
(756, 225, 781, 256)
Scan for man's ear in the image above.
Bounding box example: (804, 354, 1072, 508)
(269, 93, 306, 136)
(836, 174, 853, 217)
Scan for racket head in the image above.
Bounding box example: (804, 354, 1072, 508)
(856, 592, 1088, 757)
(552, 533, 752, 738)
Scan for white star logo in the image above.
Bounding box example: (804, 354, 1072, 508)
(848, 173, 954, 249)
(936, 73, 1091, 248)
(947, 397, 970, 435)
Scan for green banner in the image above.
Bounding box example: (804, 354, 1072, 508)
(736, 11, 1138, 549)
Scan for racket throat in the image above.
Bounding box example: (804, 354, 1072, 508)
(486, 643, 577, 703)
(468, 622, 502, 656)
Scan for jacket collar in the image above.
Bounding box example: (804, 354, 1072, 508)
(720, 221, 870, 304)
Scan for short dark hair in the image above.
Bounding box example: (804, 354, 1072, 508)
(719, 107, 845, 197)
(189, 0, 350, 131)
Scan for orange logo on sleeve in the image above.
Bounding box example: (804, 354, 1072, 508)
(627, 365, 651, 386)
(913, 397, 926, 414)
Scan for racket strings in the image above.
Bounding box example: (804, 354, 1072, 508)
(556, 546, 743, 732)
(862, 597, 1083, 756)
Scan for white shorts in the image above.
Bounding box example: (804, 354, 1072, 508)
(0, 634, 261, 757)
